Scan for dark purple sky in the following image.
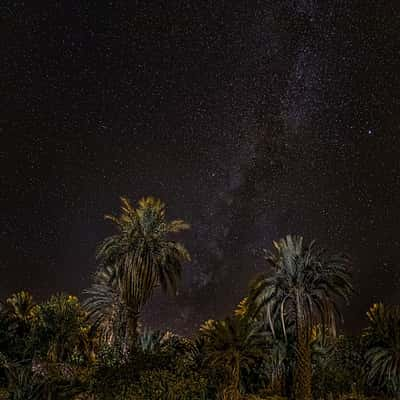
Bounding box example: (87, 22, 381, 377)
(1, 1, 399, 334)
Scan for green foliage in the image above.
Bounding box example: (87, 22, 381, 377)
(311, 334, 365, 397)
(30, 294, 91, 363)
(3, 363, 43, 400)
(1, 292, 37, 327)
(141, 330, 200, 375)
(234, 298, 294, 397)
(118, 369, 208, 400)
(0, 292, 37, 363)
(4, 216, 400, 400)
(363, 303, 400, 395)
(137, 328, 165, 354)
(240, 358, 270, 394)
(2, 360, 90, 400)
(200, 316, 267, 399)
(90, 355, 204, 399)
(96, 343, 126, 368)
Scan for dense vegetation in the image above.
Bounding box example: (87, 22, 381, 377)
(0, 197, 398, 399)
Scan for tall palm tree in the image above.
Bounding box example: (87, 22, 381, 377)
(364, 303, 400, 394)
(248, 235, 352, 400)
(199, 316, 267, 400)
(92, 196, 190, 350)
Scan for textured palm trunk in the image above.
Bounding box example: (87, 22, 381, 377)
(294, 328, 312, 400)
(293, 292, 312, 400)
(126, 307, 139, 353)
(221, 386, 240, 400)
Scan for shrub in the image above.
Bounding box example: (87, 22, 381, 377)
(30, 294, 91, 364)
(115, 369, 208, 400)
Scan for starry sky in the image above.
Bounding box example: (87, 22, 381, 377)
(1, 1, 399, 334)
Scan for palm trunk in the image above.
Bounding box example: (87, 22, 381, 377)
(221, 361, 241, 400)
(294, 328, 312, 400)
(294, 293, 312, 400)
(221, 384, 240, 400)
(221, 386, 240, 400)
(126, 306, 139, 353)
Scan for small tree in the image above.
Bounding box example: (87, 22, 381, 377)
(200, 316, 267, 400)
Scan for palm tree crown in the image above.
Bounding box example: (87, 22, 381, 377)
(249, 235, 352, 340)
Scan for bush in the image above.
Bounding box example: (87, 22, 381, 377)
(312, 335, 365, 397)
(243, 396, 287, 400)
(115, 369, 208, 400)
(30, 294, 91, 364)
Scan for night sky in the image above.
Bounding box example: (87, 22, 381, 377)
(1, 2, 399, 334)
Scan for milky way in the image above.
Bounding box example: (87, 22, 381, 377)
(1, 2, 399, 334)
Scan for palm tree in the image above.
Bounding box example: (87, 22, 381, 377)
(199, 316, 266, 400)
(364, 303, 400, 394)
(92, 196, 190, 350)
(248, 235, 352, 400)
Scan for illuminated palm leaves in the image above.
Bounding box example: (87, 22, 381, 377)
(249, 235, 352, 339)
(1, 291, 37, 325)
(85, 197, 190, 348)
(364, 303, 400, 392)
